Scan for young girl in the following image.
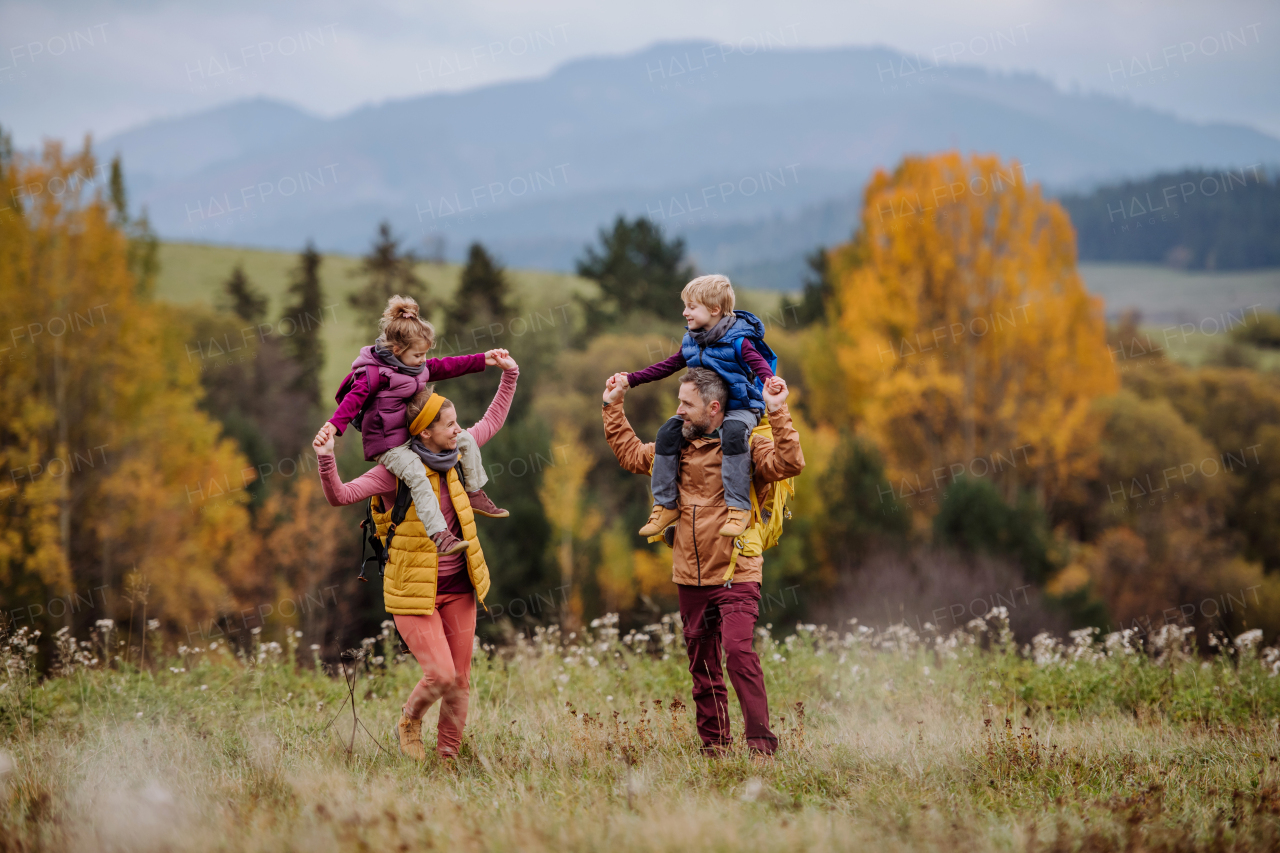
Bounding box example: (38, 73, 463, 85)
(319, 295, 508, 555)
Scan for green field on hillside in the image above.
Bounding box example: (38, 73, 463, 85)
(154, 242, 603, 396)
(154, 242, 790, 394)
(153, 245, 1280, 391)
(1078, 263, 1280, 321)
(1077, 263, 1280, 373)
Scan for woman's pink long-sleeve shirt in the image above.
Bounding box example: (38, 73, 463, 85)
(317, 367, 518, 578)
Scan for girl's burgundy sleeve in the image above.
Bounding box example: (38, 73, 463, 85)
(626, 351, 686, 387)
(739, 340, 775, 382)
(328, 371, 371, 435)
(424, 353, 487, 381)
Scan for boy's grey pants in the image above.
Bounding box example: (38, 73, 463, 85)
(652, 408, 759, 511)
(376, 431, 487, 537)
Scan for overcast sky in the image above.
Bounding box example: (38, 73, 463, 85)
(1, 0, 1277, 148)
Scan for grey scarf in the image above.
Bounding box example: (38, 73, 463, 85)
(410, 439, 459, 473)
(373, 343, 425, 375)
(688, 312, 735, 347)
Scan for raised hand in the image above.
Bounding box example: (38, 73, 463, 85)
(484, 348, 511, 367)
(603, 373, 628, 405)
(313, 423, 337, 455)
(762, 376, 790, 411)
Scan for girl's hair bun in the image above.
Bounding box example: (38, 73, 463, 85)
(377, 294, 436, 352)
(383, 295, 419, 322)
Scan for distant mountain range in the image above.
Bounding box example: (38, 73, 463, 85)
(97, 41, 1280, 289)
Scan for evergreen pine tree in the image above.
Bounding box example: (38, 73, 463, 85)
(281, 242, 325, 410)
(109, 157, 128, 223)
(445, 242, 514, 336)
(219, 264, 268, 323)
(107, 155, 159, 297)
(348, 220, 432, 328)
(781, 247, 834, 327)
(575, 215, 693, 327)
(443, 242, 518, 416)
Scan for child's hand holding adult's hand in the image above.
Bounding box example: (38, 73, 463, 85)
(493, 351, 518, 371)
(763, 377, 789, 412)
(484, 348, 511, 367)
(603, 373, 627, 405)
(313, 425, 336, 456)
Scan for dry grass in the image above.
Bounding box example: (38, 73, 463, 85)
(3, 616, 1280, 852)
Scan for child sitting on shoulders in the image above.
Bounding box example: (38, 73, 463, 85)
(614, 274, 777, 538)
(320, 295, 509, 555)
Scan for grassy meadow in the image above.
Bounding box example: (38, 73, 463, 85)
(4, 613, 1280, 852)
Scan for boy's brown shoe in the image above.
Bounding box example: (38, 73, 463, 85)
(466, 489, 509, 518)
(430, 529, 471, 555)
(638, 504, 679, 537)
(719, 507, 751, 537)
(394, 713, 426, 762)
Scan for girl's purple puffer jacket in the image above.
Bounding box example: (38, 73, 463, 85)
(329, 346, 487, 461)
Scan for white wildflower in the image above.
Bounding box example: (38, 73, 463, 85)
(1235, 629, 1264, 651)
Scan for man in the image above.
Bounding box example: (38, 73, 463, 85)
(602, 367, 804, 756)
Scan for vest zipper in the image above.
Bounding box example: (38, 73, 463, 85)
(691, 505, 702, 585)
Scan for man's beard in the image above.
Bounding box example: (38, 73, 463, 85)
(681, 416, 712, 441)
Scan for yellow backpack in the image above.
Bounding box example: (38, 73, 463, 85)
(648, 419, 796, 584)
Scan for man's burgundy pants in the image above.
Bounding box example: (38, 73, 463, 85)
(677, 581, 778, 755)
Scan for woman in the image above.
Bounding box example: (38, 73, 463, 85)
(312, 350, 518, 762)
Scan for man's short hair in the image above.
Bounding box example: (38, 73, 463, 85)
(681, 274, 736, 316)
(680, 368, 728, 410)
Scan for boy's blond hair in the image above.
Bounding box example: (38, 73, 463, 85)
(681, 274, 736, 317)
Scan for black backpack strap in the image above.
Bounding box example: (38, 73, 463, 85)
(358, 478, 420, 581)
(390, 478, 413, 526)
(454, 460, 468, 492)
(373, 479, 416, 578)
(357, 497, 387, 582)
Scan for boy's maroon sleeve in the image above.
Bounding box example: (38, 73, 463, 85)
(740, 340, 775, 382)
(328, 371, 371, 436)
(424, 352, 487, 381)
(626, 351, 686, 387)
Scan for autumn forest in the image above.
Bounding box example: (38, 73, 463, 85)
(3, 137, 1280, 663)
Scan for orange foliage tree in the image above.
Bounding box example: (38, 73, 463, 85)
(0, 136, 260, 634)
(813, 152, 1117, 513)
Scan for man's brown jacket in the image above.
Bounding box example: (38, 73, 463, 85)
(603, 400, 805, 586)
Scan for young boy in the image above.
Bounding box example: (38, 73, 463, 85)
(615, 274, 776, 538)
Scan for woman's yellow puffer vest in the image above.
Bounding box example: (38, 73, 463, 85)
(370, 464, 490, 615)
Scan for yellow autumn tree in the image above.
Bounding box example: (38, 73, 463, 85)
(814, 152, 1116, 513)
(537, 426, 601, 624)
(0, 136, 260, 633)
(255, 472, 339, 640)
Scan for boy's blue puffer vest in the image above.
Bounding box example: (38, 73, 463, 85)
(680, 310, 777, 413)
